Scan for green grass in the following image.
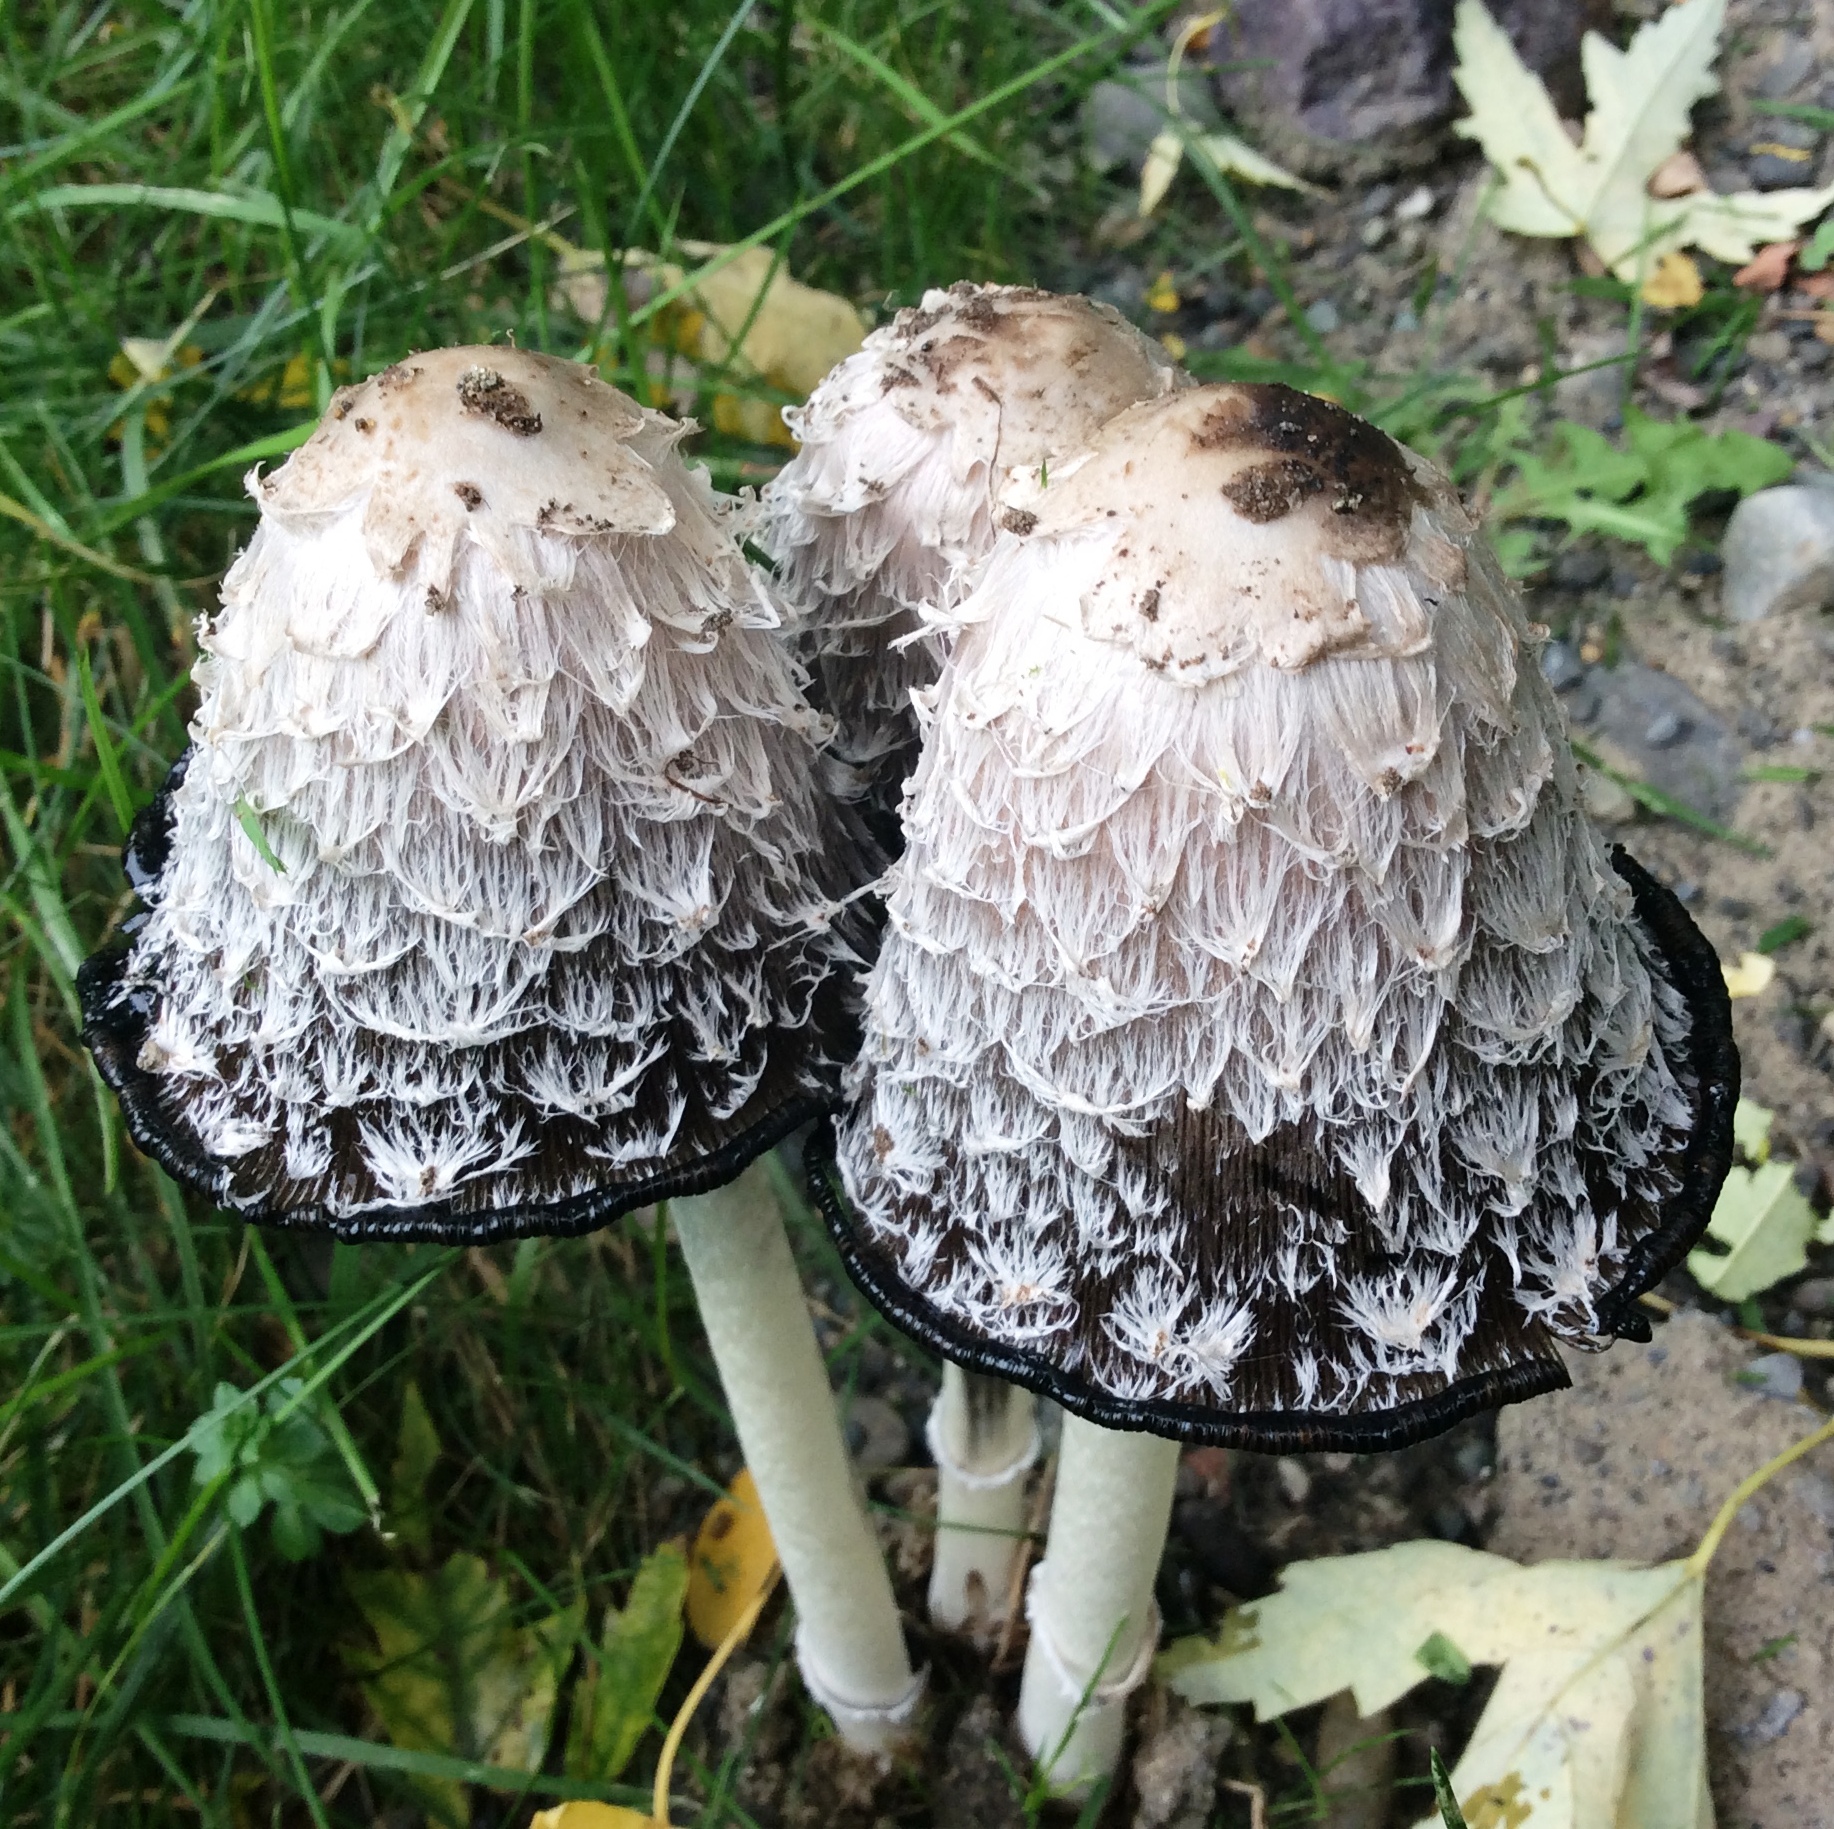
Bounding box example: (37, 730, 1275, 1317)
(0, 3, 1179, 1821)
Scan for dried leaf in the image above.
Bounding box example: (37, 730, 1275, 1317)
(1138, 125, 1322, 217)
(686, 1468, 777, 1650)
(1733, 1099, 1775, 1164)
(1145, 269, 1181, 313)
(1733, 239, 1802, 291)
(345, 1555, 583, 1827)
(531, 1806, 656, 1829)
(566, 1542, 688, 1782)
(1452, 0, 1834, 281)
(1161, 1541, 1711, 1829)
(1641, 251, 1704, 307)
(1722, 951, 1776, 998)
(1689, 1160, 1824, 1300)
(1647, 150, 1707, 199)
(558, 242, 866, 447)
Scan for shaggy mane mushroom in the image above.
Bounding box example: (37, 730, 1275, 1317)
(809, 380, 1737, 1783)
(80, 347, 922, 1753)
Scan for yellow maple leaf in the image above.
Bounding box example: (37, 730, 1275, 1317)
(1641, 250, 1704, 308)
(686, 1468, 777, 1650)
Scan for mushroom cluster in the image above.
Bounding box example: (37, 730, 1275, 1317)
(82, 314, 1740, 1799)
(809, 379, 1736, 1784)
(82, 347, 921, 1751)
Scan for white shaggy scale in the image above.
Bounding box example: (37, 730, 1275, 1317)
(758, 282, 1186, 814)
(835, 383, 1708, 1432)
(93, 349, 874, 1234)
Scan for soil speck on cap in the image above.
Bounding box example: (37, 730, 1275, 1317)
(455, 365, 542, 436)
(999, 506, 1037, 535)
(1197, 382, 1422, 551)
(452, 481, 482, 510)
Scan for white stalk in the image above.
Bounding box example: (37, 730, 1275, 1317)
(926, 1364, 1039, 1634)
(1017, 1415, 1180, 1791)
(671, 1160, 922, 1755)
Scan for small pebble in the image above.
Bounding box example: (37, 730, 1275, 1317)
(1541, 640, 1587, 690)
(843, 1394, 910, 1470)
(1748, 329, 1794, 366)
(1739, 1353, 1804, 1404)
(1563, 683, 1600, 726)
(1737, 1689, 1805, 1748)
(1792, 1276, 1834, 1317)
(1551, 547, 1610, 590)
(1673, 879, 1701, 904)
(1798, 339, 1833, 370)
(1429, 1501, 1474, 1543)
(1359, 216, 1389, 249)
(1275, 1458, 1312, 1506)
(1391, 304, 1421, 334)
(1304, 298, 1341, 334)
(1609, 564, 1640, 598)
(1394, 183, 1435, 221)
(1581, 769, 1636, 824)
(1723, 486, 1834, 621)
(1360, 181, 1398, 217)
(1643, 709, 1688, 748)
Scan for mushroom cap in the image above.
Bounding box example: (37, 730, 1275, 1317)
(814, 382, 1737, 1453)
(758, 283, 1186, 822)
(81, 348, 878, 1242)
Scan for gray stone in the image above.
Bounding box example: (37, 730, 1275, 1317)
(1738, 1352, 1806, 1404)
(1722, 487, 1834, 623)
(1394, 181, 1436, 221)
(1585, 662, 1745, 822)
(1130, 1697, 1233, 1829)
(1747, 118, 1823, 193)
(1753, 36, 1817, 101)
(1739, 1689, 1807, 1749)
(1207, 0, 1610, 179)
(1643, 708, 1688, 749)
(1082, 63, 1220, 173)
(1551, 546, 1610, 591)
(1790, 1276, 1834, 1316)
(1304, 298, 1341, 334)
(1541, 639, 1587, 690)
(842, 1393, 909, 1470)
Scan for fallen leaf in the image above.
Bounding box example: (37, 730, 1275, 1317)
(1733, 1099, 1775, 1165)
(530, 1806, 656, 1829)
(1452, 0, 1834, 282)
(1641, 250, 1704, 307)
(1733, 240, 1802, 290)
(346, 1555, 583, 1828)
(531, 1805, 656, 1828)
(686, 1469, 777, 1650)
(566, 1542, 688, 1783)
(1722, 951, 1776, 998)
(558, 242, 866, 447)
(1690, 1160, 1825, 1300)
(1139, 125, 1320, 216)
(1162, 1541, 1710, 1828)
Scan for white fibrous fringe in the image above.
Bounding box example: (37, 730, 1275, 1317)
(836, 478, 1701, 1425)
(758, 284, 1186, 809)
(108, 371, 872, 1225)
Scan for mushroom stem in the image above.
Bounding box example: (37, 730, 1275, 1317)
(671, 1160, 922, 1756)
(926, 1365, 1039, 1633)
(1017, 1415, 1179, 1791)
